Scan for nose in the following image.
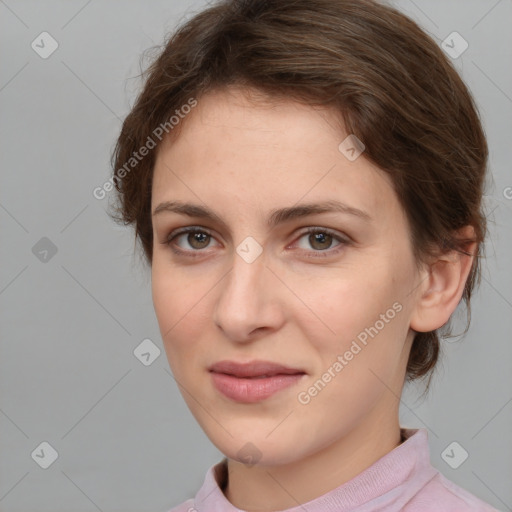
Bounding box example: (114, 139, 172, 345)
(213, 246, 284, 343)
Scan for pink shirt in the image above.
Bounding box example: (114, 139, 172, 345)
(167, 428, 500, 511)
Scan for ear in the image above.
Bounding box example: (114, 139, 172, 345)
(410, 226, 477, 333)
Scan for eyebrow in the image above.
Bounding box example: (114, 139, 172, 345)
(152, 199, 372, 228)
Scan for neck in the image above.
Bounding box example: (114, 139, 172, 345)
(224, 408, 402, 511)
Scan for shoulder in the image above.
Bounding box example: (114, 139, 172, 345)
(164, 498, 196, 512)
(404, 471, 501, 511)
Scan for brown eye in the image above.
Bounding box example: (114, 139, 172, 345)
(292, 227, 350, 258)
(186, 231, 211, 249)
(308, 232, 334, 251)
(163, 227, 218, 252)
(295, 228, 343, 252)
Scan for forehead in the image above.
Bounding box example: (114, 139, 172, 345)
(169, 86, 344, 150)
(151, 86, 397, 222)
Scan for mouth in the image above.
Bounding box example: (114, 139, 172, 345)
(208, 360, 306, 403)
(208, 359, 306, 378)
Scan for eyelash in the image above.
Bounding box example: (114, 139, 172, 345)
(161, 226, 351, 259)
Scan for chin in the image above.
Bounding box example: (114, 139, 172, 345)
(205, 428, 305, 467)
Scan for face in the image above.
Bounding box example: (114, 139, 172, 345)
(151, 86, 422, 466)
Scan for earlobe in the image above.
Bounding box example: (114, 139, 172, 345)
(410, 227, 477, 333)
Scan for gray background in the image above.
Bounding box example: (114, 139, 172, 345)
(1, 1, 511, 511)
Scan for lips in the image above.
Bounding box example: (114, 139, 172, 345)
(209, 360, 306, 378)
(209, 360, 307, 403)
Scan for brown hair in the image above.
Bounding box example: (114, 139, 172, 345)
(109, 0, 488, 383)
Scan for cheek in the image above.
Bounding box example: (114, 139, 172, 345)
(294, 264, 393, 342)
(293, 288, 409, 436)
(151, 261, 210, 363)
(296, 258, 413, 373)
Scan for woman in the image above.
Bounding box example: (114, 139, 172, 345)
(109, 0, 499, 510)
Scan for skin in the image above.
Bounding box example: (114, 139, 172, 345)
(150, 86, 475, 511)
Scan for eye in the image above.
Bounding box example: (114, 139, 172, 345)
(161, 225, 350, 259)
(292, 227, 349, 257)
(162, 226, 219, 255)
